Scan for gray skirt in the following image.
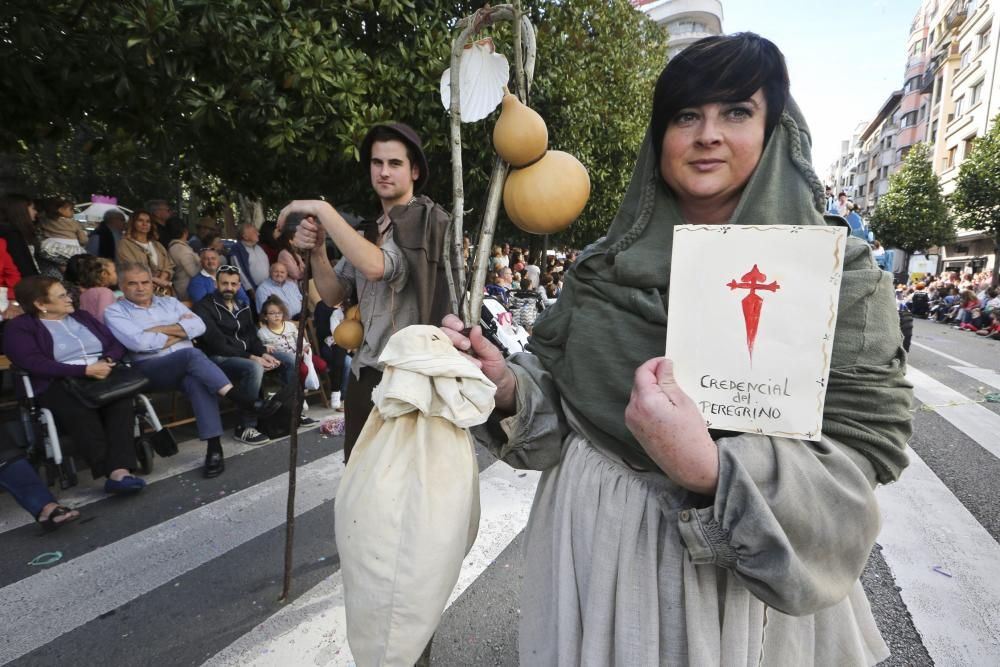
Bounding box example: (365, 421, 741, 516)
(518, 434, 889, 666)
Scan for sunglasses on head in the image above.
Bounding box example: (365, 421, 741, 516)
(216, 265, 241, 277)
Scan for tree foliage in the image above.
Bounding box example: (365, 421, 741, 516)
(952, 114, 1000, 283)
(869, 142, 954, 254)
(1, 0, 666, 246)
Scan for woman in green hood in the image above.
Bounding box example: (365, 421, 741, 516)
(444, 32, 911, 666)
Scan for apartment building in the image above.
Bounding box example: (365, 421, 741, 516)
(922, 0, 1000, 274)
(829, 6, 933, 216)
(632, 0, 724, 58)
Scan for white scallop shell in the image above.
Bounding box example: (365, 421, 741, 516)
(440, 38, 510, 123)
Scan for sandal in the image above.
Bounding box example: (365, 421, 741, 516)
(36, 505, 81, 531)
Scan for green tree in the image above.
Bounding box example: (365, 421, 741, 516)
(869, 142, 954, 256)
(1, 1, 666, 247)
(951, 115, 1000, 286)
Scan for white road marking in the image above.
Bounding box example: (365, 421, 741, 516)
(876, 447, 1000, 666)
(907, 365, 1000, 460)
(204, 462, 540, 667)
(0, 411, 334, 535)
(950, 365, 1000, 393)
(910, 340, 975, 367)
(0, 453, 345, 666)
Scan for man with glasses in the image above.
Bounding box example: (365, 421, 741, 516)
(193, 265, 315, 445)
(188, 249, 249, 305)
(105, 262, 278, 477)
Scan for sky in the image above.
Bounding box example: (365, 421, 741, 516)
(721, 0, 923, 175)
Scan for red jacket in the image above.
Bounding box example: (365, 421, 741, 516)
(0, 238, 21, 290)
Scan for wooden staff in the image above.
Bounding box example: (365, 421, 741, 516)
(279, 237, 314, 603)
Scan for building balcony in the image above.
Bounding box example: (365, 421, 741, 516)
(946, 0, 969, 29)
(636, 0, 724, 33)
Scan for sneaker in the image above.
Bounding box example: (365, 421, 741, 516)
(299, 415, 319, 427)
(235, 426, 270, 445)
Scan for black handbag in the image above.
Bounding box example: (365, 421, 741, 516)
(63, 363, 151, 408)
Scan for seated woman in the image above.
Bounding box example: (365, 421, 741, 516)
(116, 210, 175, 296)
(3, 275, 146, 494)
(78, 256, 119, 324)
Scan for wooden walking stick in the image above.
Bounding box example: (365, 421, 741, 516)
(278, 216, 314, 603)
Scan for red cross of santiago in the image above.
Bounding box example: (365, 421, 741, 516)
(726, 264, 781, 362)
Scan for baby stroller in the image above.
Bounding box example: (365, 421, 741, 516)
(480, 296, 531, 357)
(13, 367, 173, 490)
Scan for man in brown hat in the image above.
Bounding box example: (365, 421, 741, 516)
(277, 122, 456, 463)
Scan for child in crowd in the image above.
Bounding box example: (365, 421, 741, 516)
(36, 198, 87, 276)
(257, 295, 325, 413)
(78, 257, 119, 323)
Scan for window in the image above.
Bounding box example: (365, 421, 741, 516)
(960, 47, 972, 69)
(979, 23, 992, 51)
(931, 120, 939, 142)
(858, 184, 866, 197)
(919, 104, 926, 120)
(971, 80, 984, 105)
(900, 110, 919, 128)
(965, 135, 977, 157)
(904, 75, 922, 94)
(955, 96, 965, 119)
(946, 146, 958, 169)
(899, 145, 912, 161)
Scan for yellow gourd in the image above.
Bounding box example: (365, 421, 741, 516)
(503, 151, 590, 234)
(334, 319, 364, 350)
(492, 93, 548, 168)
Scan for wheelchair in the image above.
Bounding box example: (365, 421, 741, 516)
(13, 367, 174, 490)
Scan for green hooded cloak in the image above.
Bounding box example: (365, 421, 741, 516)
(527, 100, 912, 484)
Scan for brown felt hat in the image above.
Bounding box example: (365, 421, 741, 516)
(359, 122, 430, 193)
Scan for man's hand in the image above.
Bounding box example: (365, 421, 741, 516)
(277, 200, 334, 252)
(625, 357, 719, 495)
(146, 324, 187, 338)
(439, 314, 516, 413)
(261, 353, 281, 369)
(162, 335, 184, 349)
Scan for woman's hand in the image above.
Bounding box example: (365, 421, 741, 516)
(85, 360, 116, 380)
(440, 314, 516, 413)
(625, 357, 719, 495)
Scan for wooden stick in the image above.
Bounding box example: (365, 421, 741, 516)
(279, 254, 313, 603)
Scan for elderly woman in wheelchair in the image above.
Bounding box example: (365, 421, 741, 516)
(4, 275, 146, 494)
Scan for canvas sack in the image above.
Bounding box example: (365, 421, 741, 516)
(335, 325, 496, 666)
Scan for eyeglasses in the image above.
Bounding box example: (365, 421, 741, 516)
(216, 265, 240, 277)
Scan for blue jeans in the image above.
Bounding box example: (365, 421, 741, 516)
(0, 458, 57, 519)
(211, 353, 296, 428)
(136, 348, 228, 440)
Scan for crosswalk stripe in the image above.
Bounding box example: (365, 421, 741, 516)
(204, 461, 541, 666)
(876, 446, 1000, 666)
(0, 432, 289, 535)
(907, 365, 1000, 460)
(950, 364, 1000, 392)
(0, 452, 344, 666)
(910, 340, 975, 367)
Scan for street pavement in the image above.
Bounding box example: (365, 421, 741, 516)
(2, 316, 999, 666)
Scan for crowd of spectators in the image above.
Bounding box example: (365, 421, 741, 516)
(0, 193, 353, 530)
(896, 270, 1000, 349)
(482, 242, 572, 331)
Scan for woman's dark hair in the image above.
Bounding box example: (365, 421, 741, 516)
(127, 209, 157, 241)
(650, 32, 790, 159)
(63, 253, 93, 284)
(0, 193, 38, 249)
(259, 294, 290, 324)
(162, 216, 189, 244)
(15, 275, 61, 316)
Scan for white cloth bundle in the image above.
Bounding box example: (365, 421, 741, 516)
(335, 325, 496, 666)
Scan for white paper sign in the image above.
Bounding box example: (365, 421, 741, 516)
(665, 225, 848, 440)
